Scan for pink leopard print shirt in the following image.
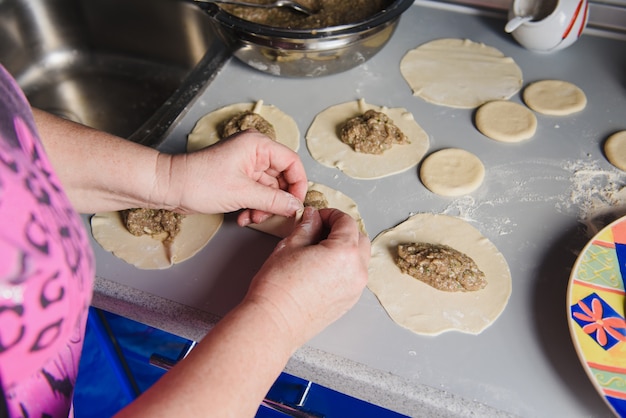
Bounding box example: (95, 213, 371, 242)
(0, 64, 95, 417)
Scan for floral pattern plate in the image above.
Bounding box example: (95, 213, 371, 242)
(568, 215, 626, 416)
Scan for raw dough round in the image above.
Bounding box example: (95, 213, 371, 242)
(419, 148, 485, 196)
(187, 100, 300, 152)
(400, 38, 523, 109)
(523, 80, 587, 116)
(91, 212, 223, 270)
(475, 100, 537, 142)
(605, 130, 626, 172)
(368, 213, 512, 335)
(249, 182, 367, 238)
(306, 99, 429, 179)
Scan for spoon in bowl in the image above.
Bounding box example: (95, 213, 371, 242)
(194, 0, 314, 16)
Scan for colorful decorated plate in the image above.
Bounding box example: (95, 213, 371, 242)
(568, 215, 626, 416)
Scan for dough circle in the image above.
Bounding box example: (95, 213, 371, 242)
(419, 148, 485, 196)
(523, 80, 587, 116)
(91, 212, 223, 270)
(604, 130, 626, 172)
(187, 101, 300, 152)
(400, 38, 523, 109)
(249, 182, 367, 238)
(368, 213, 512, 335)
(475, 100, 537, 142)
(306, 99, 429, 179)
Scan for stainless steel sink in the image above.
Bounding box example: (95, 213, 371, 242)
(0, 0, 229, 146)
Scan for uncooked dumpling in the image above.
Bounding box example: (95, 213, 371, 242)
(187, 100, 300, 152)
(91, 212, 223, 270)
(306, 98, 429, 179)
(400, 38, 523, 109)
(368, 213, 512, 335)
(248, 182, 367, 238)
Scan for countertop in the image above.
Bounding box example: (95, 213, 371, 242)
(89, 2, 626, 416)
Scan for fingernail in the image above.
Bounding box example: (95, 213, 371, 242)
(256, 212, 273, 224)
(239, 212, 251, 227)
(288, 197, 304, 214)
(299, 206, 314, 224)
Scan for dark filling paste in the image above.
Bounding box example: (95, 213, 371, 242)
(340, 110, 408, 155)
(395, 242, 487, 292)
(304, 190, 328, 209)
(122, 208, 184, 243)
(219, 0, 392, 29)
(221, 111, 277, 140)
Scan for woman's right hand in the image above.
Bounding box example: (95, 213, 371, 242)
(244, 207, 371, 349)
(115, 207, 370, 418)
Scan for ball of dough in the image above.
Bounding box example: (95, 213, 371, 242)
(604, 130, 626, 172)
(523, 80, 587, 116)
(475, 100, 537, 142)
(400, 38, 523, 109)
(420, 148, 485, 196)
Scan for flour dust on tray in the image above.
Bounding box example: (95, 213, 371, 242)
(400, 38, 523, 109)
(368, 213, 512, 335)
(306, 98, 429, 179)
(91, 211, 223, 270)
(187, 100, 300, 152)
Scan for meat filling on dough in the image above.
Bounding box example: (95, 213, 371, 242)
(340, 110, 409, 155)
(304, 190, 328, 209)
(122, 208, 184, 244)
(221, 111, 277, 140)
(396, 242, 487, 292)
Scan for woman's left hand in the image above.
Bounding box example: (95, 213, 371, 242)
(162, 130, 307, 224)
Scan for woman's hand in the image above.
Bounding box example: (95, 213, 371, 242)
(162, 131, 307, 224)
(244, 207, 371, 348)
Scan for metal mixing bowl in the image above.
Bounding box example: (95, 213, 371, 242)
(199, 0, 414, 77)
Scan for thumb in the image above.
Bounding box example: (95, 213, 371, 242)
(281, 207, 324, 248)
(246, 183, 304, 218)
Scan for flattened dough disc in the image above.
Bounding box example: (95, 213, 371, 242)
(605, 130, 626, 172)
(306, 99, 429, 179)
(420, 148, 485, 196)
(475, 100, 537, 142)
(368, 213, 512, 335)
(91, 212, 223, 270)
(523, 80, 587, 116)
(248, 182, 367, 238)
(187, 101, 300, 152)
(400, 38, 523, 109)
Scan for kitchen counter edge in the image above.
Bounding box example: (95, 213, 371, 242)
(93, 276, 512, 417)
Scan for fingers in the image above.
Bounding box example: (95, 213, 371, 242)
(238, 186, 303, 227)
(282, 207, 323, 247)
(319, 208, 371, 265)
(235, 134, 307, 219)
(317, 208, 361, 245)
(251, 134, 308, 202)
